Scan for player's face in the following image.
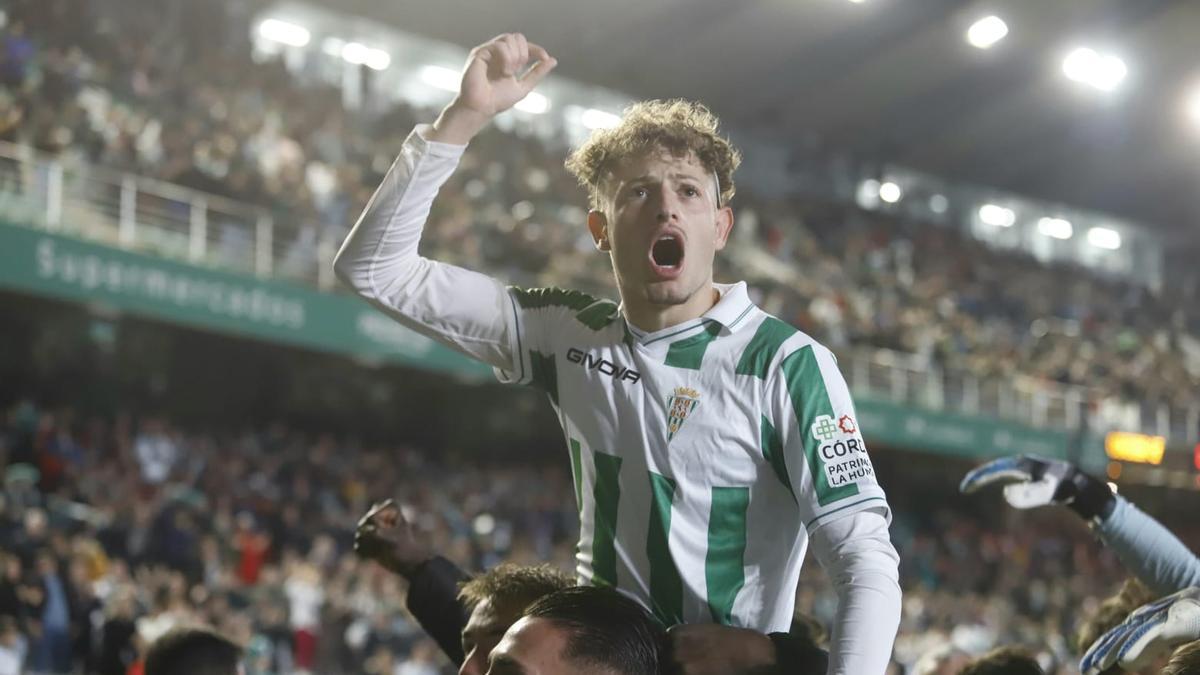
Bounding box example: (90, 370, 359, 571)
(590, 148, 733, 323)
(460, 598, 523, 675)
(484, 617, 586, 675)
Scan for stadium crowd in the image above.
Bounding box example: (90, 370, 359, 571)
(4, 0, 1200, 673)
(1, 0, 1199, 433)
(3, 397, 1199, 674)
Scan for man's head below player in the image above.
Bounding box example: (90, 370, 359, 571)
(485, 585, 665, 675)
(566, 100, 742, 331)
(144, 627, 243, 675)
(458, 563, 574, 675)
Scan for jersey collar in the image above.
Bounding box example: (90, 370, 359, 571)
(623, 281, 757, 346)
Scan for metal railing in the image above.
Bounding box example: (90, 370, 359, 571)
(0, 141, 338, 290)
(0, 141, 1196, 442)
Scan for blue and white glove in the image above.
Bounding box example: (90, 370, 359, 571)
(1080, 587, 1200, 674)
(959, 455, 1116, 520)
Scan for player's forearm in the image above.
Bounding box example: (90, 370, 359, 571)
(333, 125, 465, 300)
(824, 567, 900, 675)
(427, 103, 491, 145)
(811, 512, 901, 675)
(332, 125, 518, 370)
(1097, 496, 1200, 595)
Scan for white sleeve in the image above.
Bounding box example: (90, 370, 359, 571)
(332, 124, 519, 373)
(808, 509, 901, 675)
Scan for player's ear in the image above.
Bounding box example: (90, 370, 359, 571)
(713, 206, 734, 252)
(587, 210, 611, 252)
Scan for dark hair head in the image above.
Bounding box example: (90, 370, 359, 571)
(524, 586, 664, 675)
(960, 646, 1045, 675)
(144, 626, 242, 675)
(457, 563, 574, 612)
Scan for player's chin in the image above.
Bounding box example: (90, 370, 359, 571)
(643, 279, 693, 306)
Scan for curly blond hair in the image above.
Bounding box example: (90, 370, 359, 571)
(564, 99, 741, 211)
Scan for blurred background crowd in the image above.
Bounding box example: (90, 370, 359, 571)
(1, 0, 1198, 419)
(2, 0, 1200, 673)
(4, 398, 1197, 674)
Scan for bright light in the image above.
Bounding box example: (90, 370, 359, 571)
(322, 37, 345, 57)
(966, 16, 1008, 50)
(845, 0, 866, 4)
(1062, 47, 1127, 92)
(257, 19, 310, 47)
(879, 182, 902, 203)
(341, 42, 371, 65)
(581, 108, 621, 130)
(1037, 217, 1073, 239)
(1187, 88, 1200, 129)
(929, 194, 949, 214)
(420, 65, 461, 93)
(1087, 227, 1121, 250)
(514, 91, 550, 114)
(979, 204, 1015, 227)
(365, 48, 391, 71)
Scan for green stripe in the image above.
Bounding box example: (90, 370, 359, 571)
(569, 438, 584, 512)
(511, 287, 598, 311)
(506, 293, 527, 383)
(760, 416, 796, 503)
(664, 322, 722, 370)
(646, 472, 683, 625)
(576, 300, 621, 331)
(529, 351, 558, 406)
(780, 346, 858, 506)
(706, 486, 749, 624)
(735, 317, 797, 379)
(591, 451, 623, 587)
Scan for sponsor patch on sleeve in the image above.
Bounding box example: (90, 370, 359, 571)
(813, 415, 875, 488)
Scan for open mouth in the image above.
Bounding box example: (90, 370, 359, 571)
(651, 234, 684, 269)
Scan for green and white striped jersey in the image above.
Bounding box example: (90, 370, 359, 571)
(334, 126, 892, 634)
(495, 282, 889, 630)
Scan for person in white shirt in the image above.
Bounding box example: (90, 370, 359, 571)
(335, 32, 900, 674)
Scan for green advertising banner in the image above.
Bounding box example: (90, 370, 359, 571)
(854, 397, 1102, 467)
(0, 220, 1102, 463)
(0, 221, 493, 379)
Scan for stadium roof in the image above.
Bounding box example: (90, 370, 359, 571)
(335, 0, 1199, 240)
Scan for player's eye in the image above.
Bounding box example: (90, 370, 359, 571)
(681, 185, 700, 197)
(631, 187, 648, 198)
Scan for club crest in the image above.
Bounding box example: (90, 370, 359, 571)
(667, 387, 701, 441)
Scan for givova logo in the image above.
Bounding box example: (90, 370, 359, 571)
(566, 347, 641, 383)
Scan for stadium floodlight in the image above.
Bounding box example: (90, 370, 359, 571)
(341, 42, 373, 66)
(257, 19, 310, 47)
(1087, 226, 1121, 250)
(929, 194, 949, 214)
(979, 203, 1015, 227)
(581, 108, 622, 130)
(322, 37, 345, 57)
(1187, 87, 1200, 129)
(1037, 217, 1073, 240)
(365, 48, 391, 71)
(967, 16, 1008, 50)
(420, 65, 461, 93)
(514, 91, 550, 114)
(878, 181, 902, 203)
(1062, 47, 1127, 92)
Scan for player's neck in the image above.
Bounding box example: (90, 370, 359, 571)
(622, 285, 721, 333)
